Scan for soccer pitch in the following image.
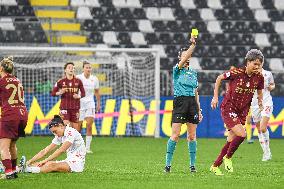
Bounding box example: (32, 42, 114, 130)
(1, 137, 284, 189)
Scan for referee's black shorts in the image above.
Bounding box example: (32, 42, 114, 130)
(172, 96, 199, 124)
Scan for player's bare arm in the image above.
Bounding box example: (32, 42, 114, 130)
(27, 143, 57, 165)
(177, 36, 196, 69)
(211, 74, 225, 109)
(257, 89, 264, 111)
(38, 141, 72, 166)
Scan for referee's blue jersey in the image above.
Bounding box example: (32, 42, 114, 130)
(173, 64, 198, 97)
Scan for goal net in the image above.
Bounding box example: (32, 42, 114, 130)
(0, 47, 160, 137)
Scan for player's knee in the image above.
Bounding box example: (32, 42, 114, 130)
(171, 135, 179, 142)
(187, 134, 196, 141)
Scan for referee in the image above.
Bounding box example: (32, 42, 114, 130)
(164, 34, 203, 173)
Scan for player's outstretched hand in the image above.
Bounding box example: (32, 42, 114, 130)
(199, 111, 203, 122)
(211, 97, 218, 109)
(190, 35, 196, 45)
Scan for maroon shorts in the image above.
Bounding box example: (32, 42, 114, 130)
(0, 119, 27, 140)
(221, 108, 246, 130)
(59, 109, 79, 123)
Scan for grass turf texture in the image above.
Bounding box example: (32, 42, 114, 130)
(1, 137, 284, 189)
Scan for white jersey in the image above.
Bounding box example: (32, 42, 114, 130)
(52, 126, 86, 160)
(77, 73, 99, 110)
(251, 69, 274, 107)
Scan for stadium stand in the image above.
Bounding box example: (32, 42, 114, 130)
(0, 0, 283, 96)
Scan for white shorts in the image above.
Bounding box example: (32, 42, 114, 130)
(79, 108, 95, 121)
(251, 105, 273, 123)
(57, 157, 85, 173)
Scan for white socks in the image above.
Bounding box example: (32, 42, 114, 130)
(258, 131, 271, 155)
(262, 130, 271, 154)
(86, 136, 92, 151)
(26, 166, 40, 173)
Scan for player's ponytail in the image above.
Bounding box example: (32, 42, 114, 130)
(0, 56, 14, 74)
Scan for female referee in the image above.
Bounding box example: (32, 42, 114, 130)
(164, 33, 203, 173)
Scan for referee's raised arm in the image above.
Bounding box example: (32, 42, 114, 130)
(178, 35, 197, 69)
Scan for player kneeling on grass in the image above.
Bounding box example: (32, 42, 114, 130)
(19, 115, 86, 173)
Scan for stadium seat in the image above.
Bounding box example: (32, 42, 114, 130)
(77, 7, 92, 19)
(138, 20, 154, 32)
(131, 32, 147, 45)
(103, 31, 119, 45)
(133, 8, 146, 19)
(190, 57, 202, 70)
(0, 18, 15, 30)
(125, 20, 138, 31)
(172, 33, 186, 44)
(255, 9, 270, 22)
(179, 20, 193, 32)
(207, 0, 223, 9)
(111, 20, 125, 31)
(268, 10, 282, 21)
(126, 0, 141, 8)
(160, 8, 175, 21)
(221, 21, 233, 32)
(20, 30, 33, 42)
(159, 33, 172, 44)
(0, 0, 17, 5)
(269, 33, 282, 45)
(261, 0, 275, 8)
(146, 7, 160, 20)
(200, 8, 215, 21)
(33, 31, 47, 43)
(174, 8, 187, 20)
(7, 6, 21, 16)
(152, 44, 167, 58)
(85, 0, 100, 7)
(119, 8, 132, 19)
(4, 30, 18, 42)
(112, 0, 127, 7)
(214, 34, 226, 45)
(153, 21, 166, 31)
(248, 22, 261, 32)
(83, 19, 96, 31)
(91, 7, 104, 18)
(241, 9, 255, 20)
(269, 58, 284, 71)
(71, 0, 85, 6)
(99, 0, 113, 7)
(195, 21, 208, 32)
(193, 0, 208, 8)
(166, 21, 179, 32)
(22, 6, 35, 16)
(234, 21, 248, 33)
(140, 0, 156, 7)
(274, 21, 284, 33)
(188, 9, 201, 20)
(247, 0, 262, 9)
(180, 0, 196, 9)
(242, 34, 255, 45)
(105, 7, 119, 19)
(255, 33, 270, 47)
(165, 45, 178, 57)
(89, 32, 103, 43)
(274, 0, 284, 10)
(199, 83, 214, 95)
(117, 32, 131, 44)
(17, 0, 29, 5)
(199, 33, 213, 45)
(97, 19, 111, 31)
(207, 20, 223, 33)
(207, 46, 221, 57)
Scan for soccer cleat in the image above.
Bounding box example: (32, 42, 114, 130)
(86, 150, 93, 154)
(262, 153, 272, 162)
(164, 166, 171, 173)
(247, 139, 254, 144)
(210, 165, 224, 176)
(190, 166, 197, 173)
(223, 156, 233, 172)
(19, 155, 26, 173)
(0, 173, 16, 180)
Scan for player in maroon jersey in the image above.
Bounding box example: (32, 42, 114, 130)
(51, 62, 85, 131)
(210, 49, 264, 176)
(0, 56, 28, 179)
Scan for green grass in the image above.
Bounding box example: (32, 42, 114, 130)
(1, 137, 284, 189)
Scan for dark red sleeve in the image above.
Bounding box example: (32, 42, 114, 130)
(51, 80, 61, 96)
(257, 75, 264, 90)
(78, 79, 85, 98)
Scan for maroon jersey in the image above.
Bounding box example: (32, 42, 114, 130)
(0, 74, 28, 121)
(221, 67, 264, 115)
(51, 76, 85, 110)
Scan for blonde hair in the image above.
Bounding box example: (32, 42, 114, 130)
(0, 56, 14, 74)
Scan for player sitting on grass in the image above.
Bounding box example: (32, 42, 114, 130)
(19, 115, 86, 173)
